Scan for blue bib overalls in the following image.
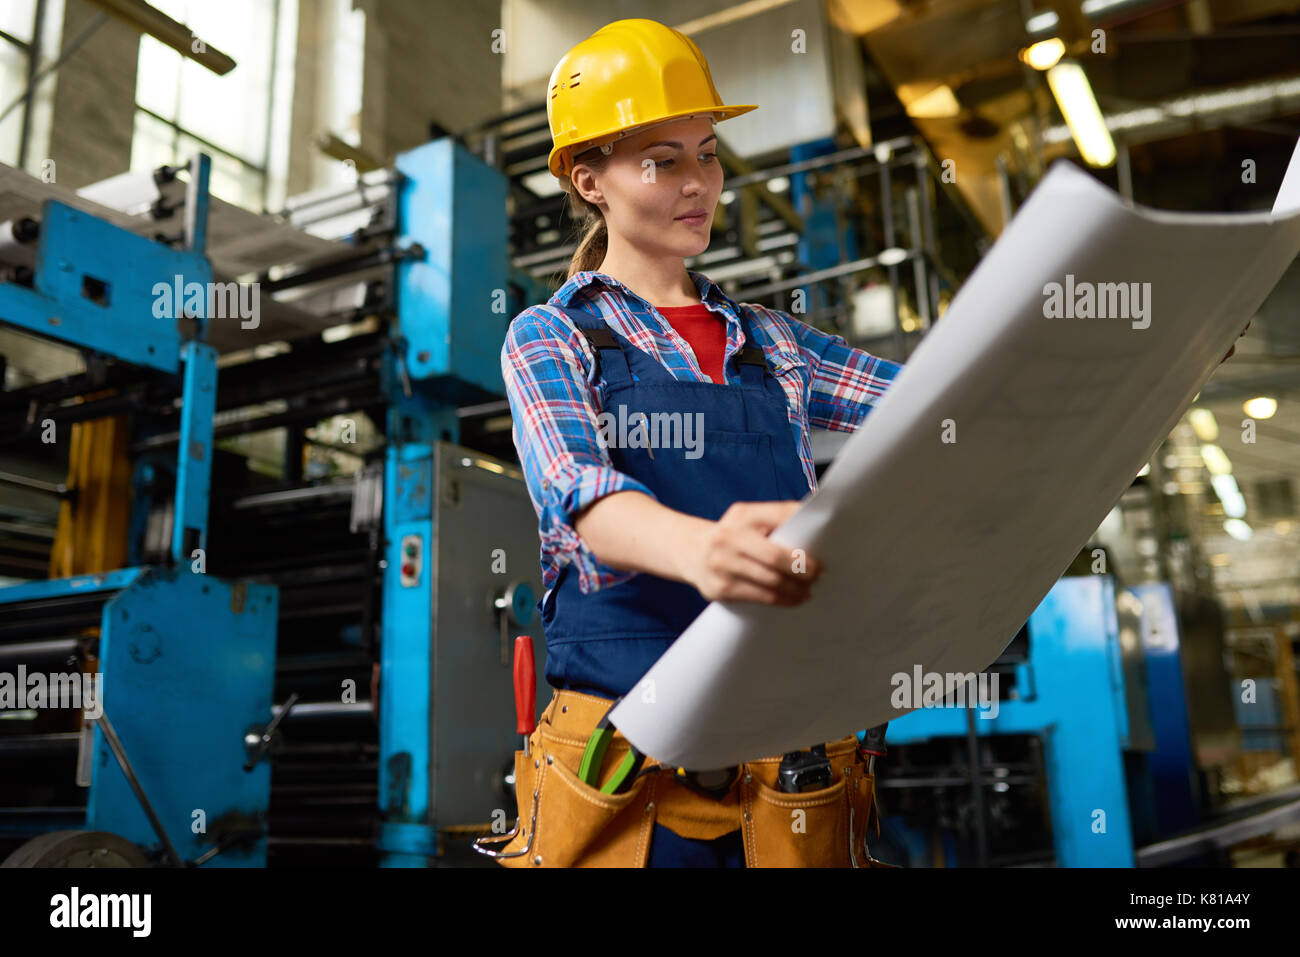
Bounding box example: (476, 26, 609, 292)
(539, 304, 812, 866)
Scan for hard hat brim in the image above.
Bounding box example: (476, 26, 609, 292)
(549, 103, 757, 178)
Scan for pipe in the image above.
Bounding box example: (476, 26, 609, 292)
(0, 732, 81, 754)
(83, 0, 235, 74)
(231, 483, 357, 511)
(0, 637, 78, 666)
(90, 710, 183, 866)
(0, 468, 69, 498)
(271, 701, 372, 720)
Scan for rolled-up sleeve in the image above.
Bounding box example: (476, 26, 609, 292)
(784, 317, 904, 432)
(501, 306, 658, 594)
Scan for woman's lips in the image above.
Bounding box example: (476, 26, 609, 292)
(676, 213, 708, 226)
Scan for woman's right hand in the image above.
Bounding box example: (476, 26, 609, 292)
(681, 501, 822, 605)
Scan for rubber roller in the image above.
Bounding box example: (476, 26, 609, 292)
(0, 216, 40, 269)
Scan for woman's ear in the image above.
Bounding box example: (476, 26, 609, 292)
(571, 166, 604, 206)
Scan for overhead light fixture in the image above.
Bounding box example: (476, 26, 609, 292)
(900, 83, 962, 119)
(826, 0, 902, 34)
(522, 171, 563, 198)
(1046, 61, 1116, 167)
(1041, 75, 1300, 146)
(1188, 408, 1219, 442)
(1223, 518, 1253, 541)
(1081, 0, 1131, 15)
(1211, 474, 1246, 518)
(1200, 444, 1233, 476)
(877, 247, 909, 266)
(1243, 396, 1277, 419)
(1020, 38, 1065, 71)
(1025, 10, 1060, 35)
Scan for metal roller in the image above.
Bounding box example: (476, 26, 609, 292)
(0, 217, 40, 269)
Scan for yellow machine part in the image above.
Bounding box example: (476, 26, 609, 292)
(47, 411, 132, 578)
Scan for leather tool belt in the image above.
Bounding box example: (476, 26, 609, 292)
(477, 689, 893, 868)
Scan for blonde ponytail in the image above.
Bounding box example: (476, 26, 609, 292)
(561, 145, 613, 279)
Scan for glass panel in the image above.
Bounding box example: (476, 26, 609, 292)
(175, 0, 275, 165)
(178, 132, 265, 211)
(0, 42, 26, 166)
(0, 1, 37, 45)
(136, 34, 183, 121)
(129, 110, 177, 180)
(327, 0, 364, 146)
(264, 0, 298, 210)
(130, 0, 277, 211)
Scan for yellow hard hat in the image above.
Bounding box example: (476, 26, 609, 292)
(546, 18, 756, 179)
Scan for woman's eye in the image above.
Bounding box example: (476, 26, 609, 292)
(654, 154, 717, 169)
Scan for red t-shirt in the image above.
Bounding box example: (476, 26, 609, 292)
(655, 304, 727, 384)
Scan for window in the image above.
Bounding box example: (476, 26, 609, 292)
(0, 1, 40, 168)
(130, 0, 286, 211)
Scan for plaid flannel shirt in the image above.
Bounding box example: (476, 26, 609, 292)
(501, 270, 904, 597)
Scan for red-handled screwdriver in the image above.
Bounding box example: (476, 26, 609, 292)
(513, 635, 536, 755)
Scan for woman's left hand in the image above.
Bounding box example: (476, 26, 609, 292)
(1221, 320, 1251, 363)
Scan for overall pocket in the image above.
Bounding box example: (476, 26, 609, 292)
(742, 773, 851, 868)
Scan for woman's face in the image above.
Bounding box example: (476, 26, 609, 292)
(574, 115, 723, 259)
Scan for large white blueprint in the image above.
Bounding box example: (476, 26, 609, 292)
(608, 143, 1300, 769)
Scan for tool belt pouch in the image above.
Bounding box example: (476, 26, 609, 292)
(494, 724, 653, 868)
(741, 738, 877, 868)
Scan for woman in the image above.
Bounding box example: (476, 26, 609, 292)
(486, 18, 905, 868)
(479, 17, 1256, 869)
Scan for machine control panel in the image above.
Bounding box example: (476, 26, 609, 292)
(399, 534, 422, 587)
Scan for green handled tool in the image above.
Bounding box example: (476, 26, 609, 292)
(577, 698, 645, 794)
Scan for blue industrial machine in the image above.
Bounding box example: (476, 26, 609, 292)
(373, 139, 550, 865)
(0, 156, 279, 866)
(878, 573, 1225, 867)
(1130, 582, 1201, 839)
(380, 141, 504, 860)
(0, 137, 555, 868)
(884, 574, 1156, 867)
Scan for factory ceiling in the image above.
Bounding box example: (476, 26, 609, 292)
(845, 0, 1300, 232)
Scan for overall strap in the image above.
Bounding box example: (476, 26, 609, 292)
(554, 303, 771, 387)
(734, 307, 772, 387)
(552, 306, 634, 387)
